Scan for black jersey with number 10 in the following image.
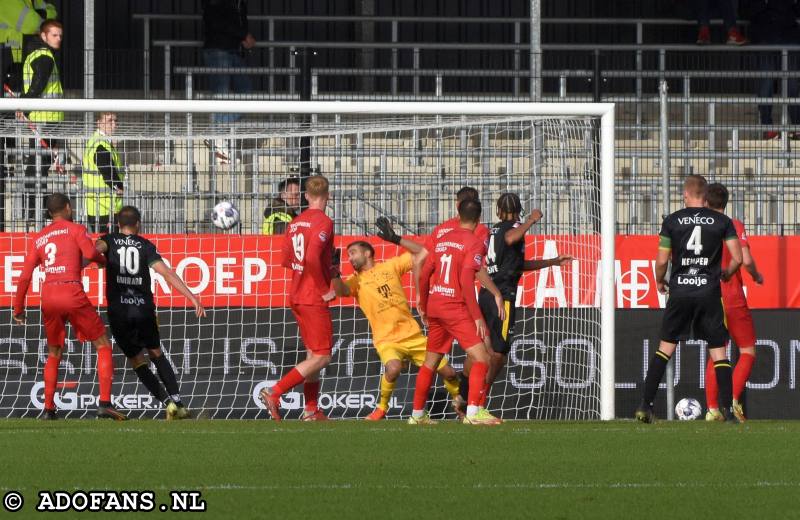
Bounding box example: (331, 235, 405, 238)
(99, 233, 162, 309)
(659, 207, 737, 298)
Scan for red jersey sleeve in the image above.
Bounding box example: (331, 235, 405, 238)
(303, 215, 334, 298)
(13, 244, 41, 316)
(475, 224, 490, 256)
(281, 230, 293, 269)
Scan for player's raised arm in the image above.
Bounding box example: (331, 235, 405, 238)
(504, 208, 543, 246)
(523, 255, 573, 272)
(75, 227, 106, 267)
(151, 260, 206, 318)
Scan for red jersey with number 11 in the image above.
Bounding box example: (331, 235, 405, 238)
(281, 208, 334, 307)
(419, 227, 484, 321)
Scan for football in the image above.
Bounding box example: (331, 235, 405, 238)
(675, 398, 702, 420)
(211, 201, 240, 230)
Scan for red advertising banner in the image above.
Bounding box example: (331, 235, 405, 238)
(0, 233, 795, 309)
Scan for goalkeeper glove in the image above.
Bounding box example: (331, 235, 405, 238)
(376, 217, 401, 245)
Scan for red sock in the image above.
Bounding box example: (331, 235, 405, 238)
(733, 353, 755, 401)
(303, 380, 320, 411)
(272, 367, 305, 398)
(44, 355, 61, 410)
(705, 357, 718, 409)
(468, 362, 488, 406)
(96, 347, 114, 403)
(412, 365, 435, 411)
(478, 382, 491, 407)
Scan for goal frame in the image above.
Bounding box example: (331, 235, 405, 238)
(0, 98, 616, 420)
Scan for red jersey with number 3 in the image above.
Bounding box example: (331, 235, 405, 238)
(425, 216, 490, 256)
(423, 227, 484, 319)
(721, 218, 749, 308)
(13, 219, 106, 315)
(282, 208, 334, 306)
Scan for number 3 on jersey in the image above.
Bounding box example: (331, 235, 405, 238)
(44, 243, 57, 266)
(686, 225, 703, 255)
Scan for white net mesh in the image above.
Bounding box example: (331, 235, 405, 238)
(0, 108, 606, 419)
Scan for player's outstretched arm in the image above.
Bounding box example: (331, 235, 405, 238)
(741, 246, 764, 284)
(721, 238, 743, 282)
(375, 216, 424, 254)
(504, 209, 543, 246)
(76, 229, 107, 267)
(523, 255, 573, 271)
(151, 260, 206, 317)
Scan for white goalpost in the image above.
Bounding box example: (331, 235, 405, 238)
(0, 99, 615, 421)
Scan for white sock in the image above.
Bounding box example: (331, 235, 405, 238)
(467, 405, 479, 417)
(411, 409, 425, 419)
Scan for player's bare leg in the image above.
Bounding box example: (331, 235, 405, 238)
(408, 352, 443, 425)
(366, 359, 402, 421)
(42, 345, 62, 420)
(92, 333, 128, 421)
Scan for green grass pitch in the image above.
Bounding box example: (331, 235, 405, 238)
(1, 419, 799, 519)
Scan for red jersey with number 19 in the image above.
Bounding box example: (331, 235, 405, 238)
(419, 227, 484, 321)
(281, 208, 334, 307)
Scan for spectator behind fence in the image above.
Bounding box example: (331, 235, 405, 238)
(743, 0, 800, 139)
(0, 0, 57, 92)
(262, 177, 300, 235)
(696, 0, 748, 45)
(82, 112, 125, 233)
(20, 19, 63, 222)
(202, 0, 255, 125)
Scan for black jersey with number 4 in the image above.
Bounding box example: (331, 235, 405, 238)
(99, 233, 162, 309)
(659, 207, 737, 298)
(486, 220, 526, 300)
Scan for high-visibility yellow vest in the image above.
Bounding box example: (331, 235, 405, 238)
(0, 0, 56, 63)
(262, 210, 293, 234)
(82, 130, 124, 217)
(22, 46, 63, 122)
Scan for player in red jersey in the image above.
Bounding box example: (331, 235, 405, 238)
(704, 183, 763, 422)
(13, 193, 127, 420)
(260, 176, 336, 421)
(419, 186, 505, 416)
(412, 198, 501, 425)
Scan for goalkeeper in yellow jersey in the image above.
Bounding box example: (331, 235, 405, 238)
(332, 218, 463, 420)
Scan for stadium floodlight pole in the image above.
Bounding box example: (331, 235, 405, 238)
(0, 98, 617, 420)
(659, 79, 676, 420)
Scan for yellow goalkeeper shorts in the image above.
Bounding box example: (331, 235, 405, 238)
(375, 334, 448, 369)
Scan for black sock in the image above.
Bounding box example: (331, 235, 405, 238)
(641, 350, 671, 408)
(134, 362, 168, 403)
(153, 355, 181, 404)
(458, 371, 469, 402)
(714, 359, 733, 411)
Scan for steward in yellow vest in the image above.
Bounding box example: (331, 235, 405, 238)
(0, 0, 56, 90)
(82, 113, 124, 232)
(262, 177, 300, 234)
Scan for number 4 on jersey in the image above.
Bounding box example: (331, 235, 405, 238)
(686, 225, 703, 255)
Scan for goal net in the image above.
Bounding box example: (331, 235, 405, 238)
(0, 100, 615, 420)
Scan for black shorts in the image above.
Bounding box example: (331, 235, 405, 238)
(478, 289, 516, 355)
(107, 305, 161, 358)
(660, 295, 729, 347)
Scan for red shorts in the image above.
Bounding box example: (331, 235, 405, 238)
(724, 304, 756, 348)
(427, 315, 483, 354)
(41, 283, 106, 346)
(291, 304, 333, 355)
